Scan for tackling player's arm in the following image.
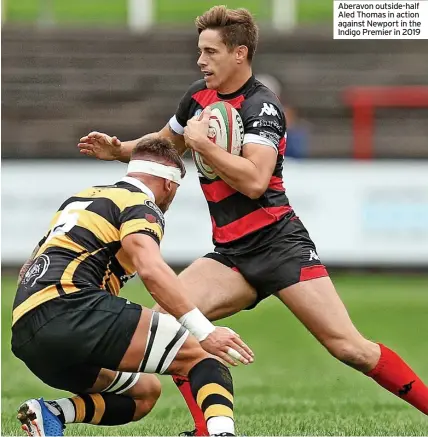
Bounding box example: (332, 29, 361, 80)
(119, 197, 253, 365)
(122, 232, 195, 318)
(122, 233, 253, 366)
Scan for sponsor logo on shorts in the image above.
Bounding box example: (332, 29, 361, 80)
(22, 254, 50, 287)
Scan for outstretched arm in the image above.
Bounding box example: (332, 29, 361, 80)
(78, 123, 187, 163)
(122, 233, 254, 366)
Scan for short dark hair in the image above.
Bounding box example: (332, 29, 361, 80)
(195, 6, 259, 62)
(131, 137, 186, 178)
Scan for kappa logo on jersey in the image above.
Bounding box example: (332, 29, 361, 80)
(144, 199, 165, 227)
(22, 254, 50, 287)
(309, 250, 320, 261)
(259, 103, 278, 117)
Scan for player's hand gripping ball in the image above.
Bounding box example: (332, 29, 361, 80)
(192, 101, 244, 180)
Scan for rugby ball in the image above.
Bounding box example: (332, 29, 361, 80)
(193, 101, 244, 180)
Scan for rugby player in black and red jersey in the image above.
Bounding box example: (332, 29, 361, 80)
(78, 6, 428, 435)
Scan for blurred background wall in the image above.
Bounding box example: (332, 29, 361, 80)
(2, 0, 428, 269)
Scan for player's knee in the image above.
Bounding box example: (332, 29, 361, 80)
(178, 351, 209, 377)
(182, 354, 210, 377)
(132, 376, 162, 421)
(170, 337, 210, 377)
(325, 338, 377, 371)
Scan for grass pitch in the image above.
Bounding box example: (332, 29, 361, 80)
(5, 0, 333, 25)
(2, 273, 428, 435)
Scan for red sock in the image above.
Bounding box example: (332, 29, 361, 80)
(172, 376, 209, 436)
(366, 343, 428, 414)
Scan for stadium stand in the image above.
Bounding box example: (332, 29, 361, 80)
(2, 27, 428, 159)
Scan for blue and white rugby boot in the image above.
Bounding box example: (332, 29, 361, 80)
(17, 398, 64, 436)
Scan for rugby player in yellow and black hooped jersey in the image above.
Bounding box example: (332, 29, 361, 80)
(12, 138, 253, 437)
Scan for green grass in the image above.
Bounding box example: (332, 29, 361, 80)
(298, 0, 333, 23)
(5, 0, 332, 25)
(5, 0, 128, 24)
(2, 273, 428, 435)
(157, 0, 271, 24)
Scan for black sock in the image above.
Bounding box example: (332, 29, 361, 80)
(188, 358, 234, 423)
(70, 393, 136, 425)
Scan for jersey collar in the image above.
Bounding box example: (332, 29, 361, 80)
(121, 176, 156, 201)
(217, 75, 255, 100)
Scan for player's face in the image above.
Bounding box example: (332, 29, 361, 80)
(197, 29, 241, 92)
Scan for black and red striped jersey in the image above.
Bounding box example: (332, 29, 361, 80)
(169, 75, 293, 254)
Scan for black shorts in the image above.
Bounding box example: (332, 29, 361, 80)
(11, 288, 142, 393)
(205, 216, 328, 309)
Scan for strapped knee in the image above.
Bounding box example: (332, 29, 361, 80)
(139, 312, 189, 374)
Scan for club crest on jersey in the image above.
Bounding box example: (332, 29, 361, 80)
(22, 254, 50, 287)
